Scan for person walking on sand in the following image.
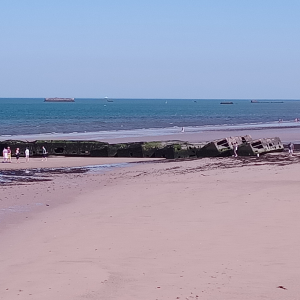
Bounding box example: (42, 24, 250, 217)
(15, 148, 20, 163)
(25, 147, 30, 162)
(2, 147, 8, 163)
(42, 146, 48, 161)
(7, 147, 12, 163)
(233, 143, 238, 158)
(288, 142, 294, 156)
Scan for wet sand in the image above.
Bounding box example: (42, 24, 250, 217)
(99, 127, 300, 144)
(1, 126, 300, 144)
(1, 153, 300, 299)
(0, 156, 162, 170)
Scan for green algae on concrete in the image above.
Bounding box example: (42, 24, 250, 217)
(0, 140, 109, 157)
(108, 143, 144, 157)
(142, 141, 166, 158)
(0, 135, 283, 159)
(35, 140, 109, 156)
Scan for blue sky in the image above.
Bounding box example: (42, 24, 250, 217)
(1, 0, 300, 98)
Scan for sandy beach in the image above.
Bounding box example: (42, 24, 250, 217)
(1, 151, 300, 299)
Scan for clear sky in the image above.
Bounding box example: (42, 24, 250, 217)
(1, 0, 300, 99)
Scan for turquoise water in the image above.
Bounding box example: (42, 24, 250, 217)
(1, 98, 300, 138)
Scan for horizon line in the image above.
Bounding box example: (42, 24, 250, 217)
(0, 97, 300, 101)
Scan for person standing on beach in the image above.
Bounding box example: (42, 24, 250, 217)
(233, 143, 238, 157)
(2, 147, 8, 163)
(7, 147, 12, 163)
(42, 146, 48, 161)
(15, 148, 20, 163)
(288, 142, 294, 156)
(25, 147, 30, 162)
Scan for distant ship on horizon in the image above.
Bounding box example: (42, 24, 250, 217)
(220, 101, 233, 104)
(105, 96, 113, 102)
(44, 97, 75, 102)
(251, 100, 284, 104)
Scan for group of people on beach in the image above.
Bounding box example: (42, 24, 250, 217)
(2, 146, 47, 163)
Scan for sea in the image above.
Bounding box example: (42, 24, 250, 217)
(1, 97, 300, 186)
(1, 98, 300, 140)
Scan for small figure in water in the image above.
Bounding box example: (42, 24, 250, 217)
(181, 127, 185, 133)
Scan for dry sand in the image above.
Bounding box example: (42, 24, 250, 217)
(1, 153, 300, 299)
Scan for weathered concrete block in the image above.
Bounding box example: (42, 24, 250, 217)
(1, 135, 283, 159)
(142, 142, 164, 158)
(237, 137, 283, 156)
(108, 143, 143, 157)
(197, 135, 252, 157)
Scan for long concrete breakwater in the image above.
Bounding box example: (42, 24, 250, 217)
(0, 136, 285, 159)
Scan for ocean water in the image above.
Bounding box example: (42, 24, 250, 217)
(1, 98, 300, 139)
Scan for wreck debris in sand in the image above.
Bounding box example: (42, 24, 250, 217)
(0, 135, 285, 159)
(237, 137, 284, 156)
(197, 135, 252, 157)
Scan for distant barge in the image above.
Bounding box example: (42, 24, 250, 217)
(44, 97, 75, 102)
(251, 100, 284, 103)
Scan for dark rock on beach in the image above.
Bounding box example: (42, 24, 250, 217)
(0, 135, 284, 160)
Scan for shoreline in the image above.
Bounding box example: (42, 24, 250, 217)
(1, 126, 300, 144)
